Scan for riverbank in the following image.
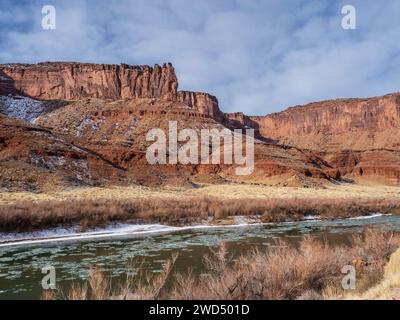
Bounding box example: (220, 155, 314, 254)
(1, 184, 400, 232)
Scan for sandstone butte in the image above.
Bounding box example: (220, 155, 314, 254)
(0, 62, 223, 120)
(0, 61, 400, 191)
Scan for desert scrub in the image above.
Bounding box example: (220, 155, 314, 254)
(0, 196, 400, 232)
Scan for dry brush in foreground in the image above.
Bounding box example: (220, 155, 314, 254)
(42, 229, 400, 300)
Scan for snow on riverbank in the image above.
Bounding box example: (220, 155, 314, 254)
(348, 213, 385, 220)
(0, 213, 390, 248)
(0, 217, 269, 248)
(0, 223, 182, 247)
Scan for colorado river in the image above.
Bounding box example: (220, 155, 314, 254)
(1, 214, 400, 299)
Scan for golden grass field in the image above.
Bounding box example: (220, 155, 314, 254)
(1, 183, 400, 205)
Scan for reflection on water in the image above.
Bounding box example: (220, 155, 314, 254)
(1, 214, 400, 299)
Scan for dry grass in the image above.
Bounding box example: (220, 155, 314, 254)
(1, 196, 400, 232)
(1, 183, 400, 232)
(2, 184, 400, 205)
(42, 254, 178, 300)
(43, 229, 400, 300)
(168, 229, 400, 300)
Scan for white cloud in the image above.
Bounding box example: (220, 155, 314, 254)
(0, 0, 400, 115)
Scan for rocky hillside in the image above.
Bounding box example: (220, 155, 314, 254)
(226, 94, 400, 185)
(0, 114, 124, 192)
(0, 62, 334, 190)
(1, 61, 399, 189)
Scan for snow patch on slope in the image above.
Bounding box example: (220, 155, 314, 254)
(0, 95, 44, 122)
(29, 153, 91, 181)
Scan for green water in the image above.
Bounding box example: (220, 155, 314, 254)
(1, 214, 400, 299)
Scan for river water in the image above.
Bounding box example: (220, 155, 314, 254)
(1, 214, 400, 299)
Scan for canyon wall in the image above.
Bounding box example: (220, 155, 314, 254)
(177, 91, 223, 120)
(0, 62, 222, 119)
(0, 62, 178, 100)
(251, 94, 400, 138)
(1, 60, 400, 186)
(2, 61, 400, 151)
(221, 94, 400, 184)
(223, 93, 400, 152)
(236, 94, 400, 184)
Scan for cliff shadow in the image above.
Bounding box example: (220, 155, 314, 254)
(0, 69, 70, 117)
(246, 117, 278, 143)
(0, 70, 16, 96)
(224, 115, 279, 145)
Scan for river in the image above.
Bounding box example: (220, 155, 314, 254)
(1, 214, 400, 299)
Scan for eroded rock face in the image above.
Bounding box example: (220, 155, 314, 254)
(0, 114, 123, 191)
(0, 62, 225, 119)
(0, 62, 178, 101)
(177, 91, 223, 120)
(31, 97, 334, 188)
(2, 61, 400, 186)
(234, 93, 400, 185)
(246, 94, 400, 149)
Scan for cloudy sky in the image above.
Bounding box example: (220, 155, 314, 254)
(1, 0, 399, 115)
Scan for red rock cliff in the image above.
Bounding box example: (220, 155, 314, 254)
(177, 91, 223, 120)
(225, 93, 400, 152)
(0, 62, 178, 100)
(236, 93, 400, 184)
(252, 94, 400, 138)
(0, 62, 223, 119)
